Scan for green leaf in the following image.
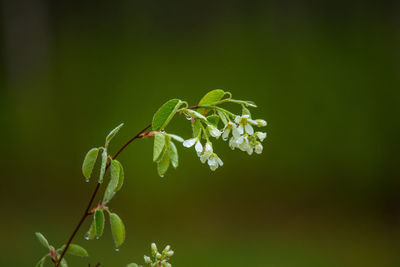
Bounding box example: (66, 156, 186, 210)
(94, 210, 105, 238)
(110, 213, 125, 248)
(217, 110, 228, 125)
(153, 133, 166, 162)
(103, 160, 120, 204)
(82, 148, 99, 179)
(169, 141, 179, 168)
(35, 232, 50, 249)
(198, 89, 225, 114)
(60, 258, 68, 267)
(106, 123, 124, 144)
(192, 120, 202, 138)
(169, 133, 184, 143)
(185, 109, 207, 120)
(230, 99, 257, 107)
(65, 244, 88, 257)
(86, 220, 96, 240)
(157, 147, 169, 177)
(206, 115, 220, 127)
(99, 149, 107, 183)
(152, 99, 182, 131)
(115, 161, 124, 192)
(126, 263, 139, 267)
(35, 255, 48, 267)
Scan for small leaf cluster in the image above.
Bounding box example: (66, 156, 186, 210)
(35, 232, 88, 267)
(151, 89, 268, 176)
(83, 124, 126, 249)
(126, 243, 174, 267)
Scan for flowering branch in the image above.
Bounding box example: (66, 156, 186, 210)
(34, 90, 268, 267)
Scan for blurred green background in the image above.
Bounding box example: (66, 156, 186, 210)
(1, 1, 399, 266)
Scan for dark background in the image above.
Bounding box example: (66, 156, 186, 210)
(1, 1, 399, 266)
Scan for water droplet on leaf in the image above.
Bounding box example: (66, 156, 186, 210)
(115, 248, 119, 252)
(85, 179, 89, 183)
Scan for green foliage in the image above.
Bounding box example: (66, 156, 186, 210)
(82, 148, 99, 180)
(110, 213, 125, 248)
(35, 89, 267, 266)
(106, 123, 124, 145)
(152, 99, 183, 131)
(103, 160, 121, 204)
(99, 149, 108, 183)
(35, 232, 50, 249)
(64, 244, 89, 257)
(153, 133, 166, 162)
(94, 209, 105, 238)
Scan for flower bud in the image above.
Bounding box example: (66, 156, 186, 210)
(144, 255, 151, 264)
(156, 252, 162, 259)
(163, 245, 171, 253)
(255, 119, 267, 127)
(166, 250, 174, 257)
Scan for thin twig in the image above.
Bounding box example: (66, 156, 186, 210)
(56, 105, 201, 266)
(55, 124, 152, 266)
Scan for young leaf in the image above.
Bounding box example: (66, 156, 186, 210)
(206, 115, 220, 127)
(35, 232, 50, 249)
(106, 123, 124, 144)
(115, 161, 124, 192)
(197, 89, 225, 114)
(82, 148, 99, 179)
(60, 258, 68, 267)
(86, 220, 96, 240)
(169, 141, 179, 168)
(185, 109, 207, 121)
(157, 143, 170, 177)
(99, 149, 107, 183)
(217, 110, 228, 125)
(110, 213, 125, 248)
(168, 133, 184, 143)
(35, 255, 48, 267)
(65, 244, 89, 257)
(152, 99, 182, 131)
(94, 210, 105, 238)
(153, 133, 166, 162)
(103, 160, 120, 204)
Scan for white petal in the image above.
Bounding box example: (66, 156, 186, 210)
(217, 157, 223, 166)
(237, 124, 244, 135)
(222, 128, 230, 141)
(247, 118, 257, 125)
(195, 140, 203, 153)
(183, 138, 196, 148)
(255, 143, 263, 154)
(229, 137, 237, 150)
(232, 126, 241, 138)
(209, 164, 218, 171)
(256, 132, 267, 141)
(242, 115, 250, 119)
(245, 124, 254, 135)
(247, 146, 254, 155)
(207, 157, 217, 166)
(234, 116, 241, 124)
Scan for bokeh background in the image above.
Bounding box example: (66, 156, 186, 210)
(1, 1, 399, 266)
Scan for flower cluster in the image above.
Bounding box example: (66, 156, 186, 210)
(183, 103, 267, 171)
(142, 243, 174, 267)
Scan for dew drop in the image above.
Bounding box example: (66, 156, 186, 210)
(186, 116, 192, 120)
(115, 248, 119, 252)
(84, 236, 89, 240)
(96, 237, 100, 240)
(160, 175, 164, 178)
(85, 179, 89, 183)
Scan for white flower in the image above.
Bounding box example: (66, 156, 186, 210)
(235, 115, 254, 135)
(255, 132, 267, 142)
(207, 153, 223, 171)
(255, 119, 267, 127)
(166, 250, 174, 257)
(229, 137, 238, 150)
(200, 142, 213, 163)
(208, 125, 221, 138)
(255, 142, 263, 154)
(236, 136, 250, 152)
(222, 122, 237, 141)
(183, 138, 203, 153)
